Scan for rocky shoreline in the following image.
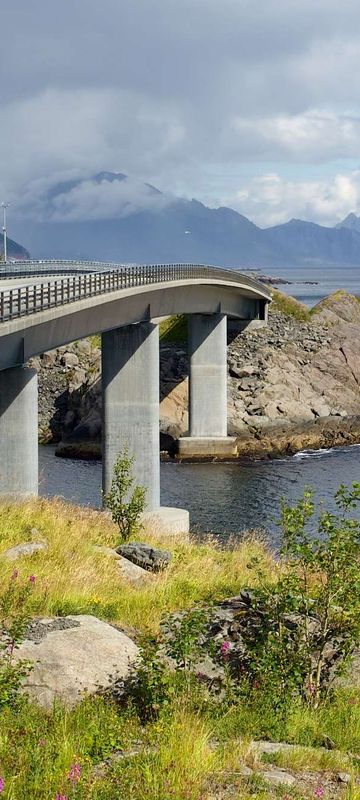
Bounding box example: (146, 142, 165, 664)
(30, 290, 360, 461)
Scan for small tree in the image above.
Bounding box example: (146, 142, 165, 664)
(103, 447, 147, 542)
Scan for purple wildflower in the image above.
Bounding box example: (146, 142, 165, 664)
(67, 762, 81, 784)
(220, 640, 231, 656)
(29, 574, 36, 584)
(314, 786, 325, 798)
(0, 777, 4, 793)
(55, 795, 68, 800)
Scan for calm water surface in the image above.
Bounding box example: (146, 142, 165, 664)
(39, 445, 360, 545)
(264, 264, 360, 306)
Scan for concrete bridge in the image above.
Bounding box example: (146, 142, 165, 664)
(0, 261, 271, 532)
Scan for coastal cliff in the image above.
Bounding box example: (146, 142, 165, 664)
(30, 290, 360, 459)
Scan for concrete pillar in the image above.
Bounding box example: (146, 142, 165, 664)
(0, 366, 38, 497)
(102, 322, 160, 510)
(189, 313, 227, 437)
(178, 313, 237, 459)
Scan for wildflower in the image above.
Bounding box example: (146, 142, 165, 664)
(220, 640, 231, 656)
(0, 777, 4, 793)
(196, 671, 206, 680)
(314, 786, 325, 798)
(11, 569, 18, 580)
(55, 795, 68, 800)
(67, 762, 81, 784)
(29, 575, 36, 584)
(253, 679, 261, 689)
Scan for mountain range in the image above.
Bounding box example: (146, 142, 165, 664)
(6, 171, 360, 268)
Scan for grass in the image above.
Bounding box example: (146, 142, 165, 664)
(270, 289, 311, 321)
(0, 498, 359, 799)
(0, 498, 272, 632)
(159, 314, 188, 342)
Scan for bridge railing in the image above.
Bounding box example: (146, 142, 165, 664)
(0, 264, 270, 323)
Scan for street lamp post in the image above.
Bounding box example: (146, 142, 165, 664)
(1, 202, 9, 263)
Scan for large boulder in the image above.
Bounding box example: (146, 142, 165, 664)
(15, 615, 138, 709)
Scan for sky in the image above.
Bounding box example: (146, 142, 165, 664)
(2, 0, 360, 227)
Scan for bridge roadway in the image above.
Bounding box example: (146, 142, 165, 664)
(0, 261, 271, 533)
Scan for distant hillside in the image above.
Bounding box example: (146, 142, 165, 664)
(336, 212, 360, 234)
(0, 234, 29, 261)
(9, 172, 360, 267)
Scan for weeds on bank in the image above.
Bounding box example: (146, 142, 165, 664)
(270, 289, 311, 321)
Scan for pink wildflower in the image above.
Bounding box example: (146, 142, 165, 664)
(314, 786, 325, 798)
(67, 762, 81, 784)
(0, 777, 4, 793)
(55, 795, 68, 800)
(29, 574, 36, 584)
(220, 640, 231, 656)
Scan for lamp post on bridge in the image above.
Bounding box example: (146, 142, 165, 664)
(1, 202, 9, 264)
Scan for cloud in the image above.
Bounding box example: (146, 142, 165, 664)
(15, 174, 174, 222)
(2, 0, 360, 225)
(227, 172, 360, 226)
(0, 87, 185, 199)
(229, 110, 360, 162)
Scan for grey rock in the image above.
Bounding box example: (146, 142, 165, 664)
(60, 352, 79, 367)
(117, 542, 172, 572)
(337, 772, 351, 784)
(261, 769, 296, 787)
(253, 741, 295, 755)
(2, 540, 48, 561)
(14, 615, 139, 709)
(117, 556, 152, 583)
(93, 546, 150, 583)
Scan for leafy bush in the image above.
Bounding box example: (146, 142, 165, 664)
(228, 483, 360, 709)
(103, 447, 147, 542)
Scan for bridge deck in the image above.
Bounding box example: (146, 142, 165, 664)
(0, 262, 270, 324)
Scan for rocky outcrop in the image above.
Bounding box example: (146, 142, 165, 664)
(30, 291, 360, 458)
(117, 542, 172, 572)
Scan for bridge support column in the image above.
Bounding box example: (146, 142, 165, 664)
(0, 366, 38, 497)
(178, 313, 236, 459)
(102, 323, 189, 534)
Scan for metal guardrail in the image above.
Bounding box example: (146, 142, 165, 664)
(0, 263, 270, 324)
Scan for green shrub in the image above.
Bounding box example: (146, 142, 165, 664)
(237, 482, 360, 709)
